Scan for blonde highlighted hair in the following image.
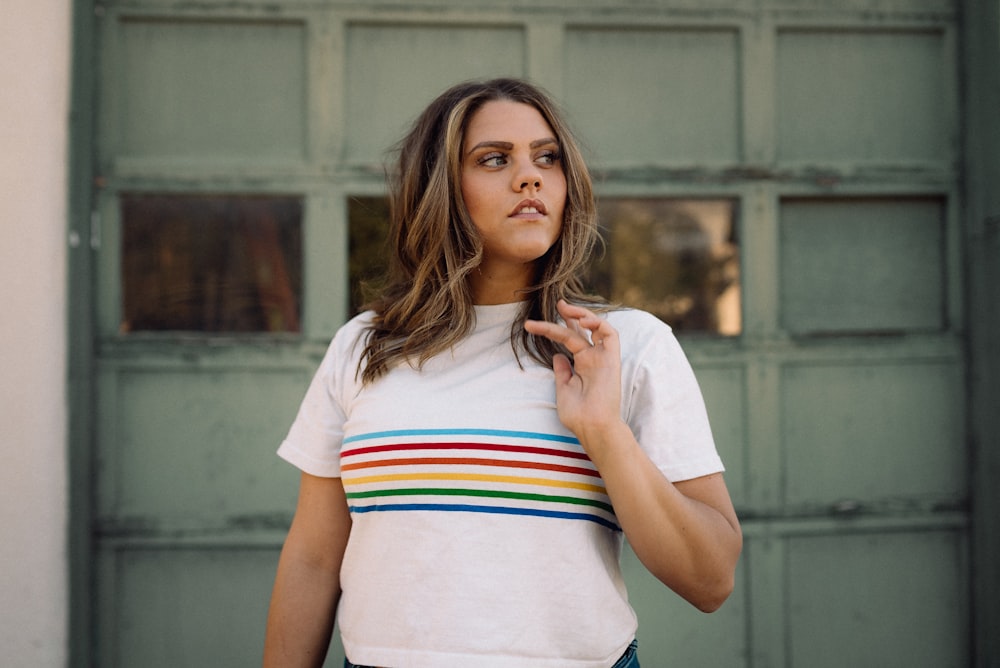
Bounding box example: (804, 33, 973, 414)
(359, 78, 604, 384)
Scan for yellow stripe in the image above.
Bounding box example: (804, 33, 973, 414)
(344, 472, 606, 494)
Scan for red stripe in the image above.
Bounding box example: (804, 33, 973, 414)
(340, 456, 601, 478)
(342, 441, 590, 461)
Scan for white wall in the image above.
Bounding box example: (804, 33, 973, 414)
(0, 1, 72, 665)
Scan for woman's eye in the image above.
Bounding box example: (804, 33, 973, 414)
(478, 153, 507, 167)
(536, 150, 561, 165)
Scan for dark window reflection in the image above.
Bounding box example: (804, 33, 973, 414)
(588, 199, 741, 334)
(348, 197, 391, 314)
(121, 194, 303, 333)
(345, 196, 741, 335)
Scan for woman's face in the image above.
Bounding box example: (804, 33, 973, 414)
(460, 100, 567, 291)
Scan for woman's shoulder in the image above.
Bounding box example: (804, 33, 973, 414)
(340, 309, 378, 333)
(604, 306, 673, 335)
(323, 310, 377, 356)
(603, 307, 684, 366)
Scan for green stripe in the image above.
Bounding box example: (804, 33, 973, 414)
(345, 487, 614, 514)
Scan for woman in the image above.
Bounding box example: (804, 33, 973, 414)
(263, 78, 742, 668)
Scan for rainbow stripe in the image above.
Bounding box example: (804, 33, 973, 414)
(341, 429, 619, 531)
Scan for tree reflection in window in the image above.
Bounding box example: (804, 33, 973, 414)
(121, 194, 303, 333)
(588, 199, 741, 335)
(346, 196, 740, 335)
(347, 197, 391, 315)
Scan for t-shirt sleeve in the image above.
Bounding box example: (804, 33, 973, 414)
(621, 312, 725, 482)
(276, 318, 366, 477)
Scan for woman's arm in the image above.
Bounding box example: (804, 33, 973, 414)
(577, 422, 741, 612)
(263, 472, 353, 667)
(524, 301, 742, 612)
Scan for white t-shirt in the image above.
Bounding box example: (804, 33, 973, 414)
(278, 302, 723, 668)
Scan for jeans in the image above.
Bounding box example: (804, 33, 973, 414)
(345, 639, 640, 668)
(612, 639, 640, 668)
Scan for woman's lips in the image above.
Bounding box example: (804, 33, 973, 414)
(509, 198, 547, 216)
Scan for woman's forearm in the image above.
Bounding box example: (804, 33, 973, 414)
(582, 422, 743, 612)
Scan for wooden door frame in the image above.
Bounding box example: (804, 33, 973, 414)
(68, 0, 98, 665)
(962, 1, 1000, 665)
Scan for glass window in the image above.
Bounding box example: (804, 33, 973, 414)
(348, 197, 391, 314)
(345, 196, 741, 335)
(588, 198, 741, 335)
(121, 194, 303, 333)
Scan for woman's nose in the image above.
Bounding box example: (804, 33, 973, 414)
(512, 159, 542, 192)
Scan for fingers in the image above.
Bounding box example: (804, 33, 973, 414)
(523, 318, 589, 354)
(555, 300, 618, 352)
(552, 353, 573, 385)
(523, 300, 617, 355)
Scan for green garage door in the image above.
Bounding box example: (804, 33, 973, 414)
(79, 1, 969, 666)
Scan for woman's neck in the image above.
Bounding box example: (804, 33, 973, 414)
(469, 264, 535, 305)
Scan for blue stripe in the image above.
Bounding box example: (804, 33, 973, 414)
(348, 502, 620, 532)
(342, 428, 580, 446)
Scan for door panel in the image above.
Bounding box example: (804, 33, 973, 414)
(344, 23, 525, 163)
(109, 18, 308, 161)
(782, 361, 965, 508)
(780, 198, 946, 334)
(96, 365, 308, 528)
(564, 26, 741, 164)
(102, 548, 285, 667)
(787, 530, 968, 667)
(776, 29, 950, 164)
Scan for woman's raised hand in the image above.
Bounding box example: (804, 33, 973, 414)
(524, 300, 624, 445)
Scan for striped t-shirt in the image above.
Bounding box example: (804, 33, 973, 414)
(278, 302, 723, 667)
(340, 427, 618, 532)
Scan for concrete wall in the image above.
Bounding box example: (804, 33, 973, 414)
(0, 1, 72, 665)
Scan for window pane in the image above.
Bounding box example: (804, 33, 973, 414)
(121, 194, 303, 333)
(348, 197, 391, 314)
(588, 198, 741, 335)
(345, 196, 741, 335)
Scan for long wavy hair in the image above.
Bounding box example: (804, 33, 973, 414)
(358, 77, 605, 384)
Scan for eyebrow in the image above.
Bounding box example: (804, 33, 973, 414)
(465, 137, 559, 156)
